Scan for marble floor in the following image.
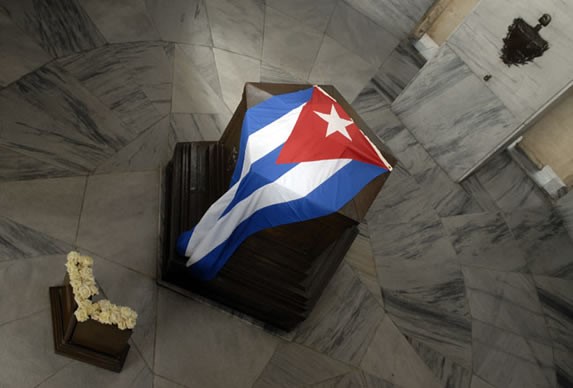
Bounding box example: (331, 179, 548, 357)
(1, 1, 572, 388)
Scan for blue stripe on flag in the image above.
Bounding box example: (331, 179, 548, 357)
(230, 87, 313, 187)
(187, 160, 388, 280)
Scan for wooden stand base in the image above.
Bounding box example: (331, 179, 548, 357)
(49, 286, 129, 372)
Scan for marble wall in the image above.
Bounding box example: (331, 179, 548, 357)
(392, 0, 573, 182)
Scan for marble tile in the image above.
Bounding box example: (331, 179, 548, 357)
(474, 152, 549, 212)
(359, 106, 404, 142)
(262, 7, 324, 81)
(407, 337, 472, 388)
(11, 63, 136, 152)
(311, 371, 396, 388)
(360, 316, 442, 388)
(95, 116, 172, 174)
(470, 376, 495, 388)
(373, 40, 426, 102)
(0, 176, 85, 243)
(154, 376, 187, 388)
(0, 146, 80, 182)
(463, 267, 550, 343)
(392, 45, 520, 182)
(260, 63, 307, 84)
(442, 213, 528, 272)
(309, 36, 378, 103)
(460, 175, 501, 213)
(214, 48, 261, 111)
(447, 0, 573, 122)
(177, 44, 223, 99)
(365, 167, 440, 227)
(555, 348, 573, 388)
(76, 171, 159, 277)
(0, 81, 117, 173)
(265, 0, 337, 32)
(253, 342, 352, 388)
(207, 0, 264, 59)
(78, 0, 159, 43)
(170, 113, 229, 143)
(145, 0, 211, 45)
(93, 256, 157, 368)
(294, 264, 384, 366)
(344, 0, 435, 40)
(534, 276, 573, 352)
(344, 230, 383, 306)
(0, 8, 51, 87)
(57, 46, 164, 136)
(115, 41, 174, 116)
(0, 255, 67, 325)
(171, 45, 229, 114)
(38, 349, 152, 388)
(506, 207, 573, 279)
(155, 288, 279, 388)
(326, 1, 398, 66)
(350, 81, 391, 117)
(0, 216, 71, 261)
(472, 320, 556, 388)
(556, 190, 573, 241)
(0, 310, 71, 388)
(0, 0, 105, 57)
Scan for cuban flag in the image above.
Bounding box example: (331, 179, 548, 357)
(177, 86, 392, 280)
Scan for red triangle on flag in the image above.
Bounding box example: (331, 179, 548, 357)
(276, 86, 390, 169)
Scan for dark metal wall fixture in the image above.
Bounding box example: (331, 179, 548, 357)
(501, 14, 551, 66)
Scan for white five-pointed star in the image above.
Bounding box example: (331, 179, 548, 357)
(314, 105, 354, 141)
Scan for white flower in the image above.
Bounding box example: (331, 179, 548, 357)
(74, 307, 89, 322)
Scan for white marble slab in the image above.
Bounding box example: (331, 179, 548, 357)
(0, 146, 79, 182)
(308, 36, 378, 103)
(145, 0, 212, 45)
(262, 7, 324, 81)
(214, 48, 261, 111)
(326, 1, 398, 66)
(177, 44, 223, 98)
(78, 0, 160, 43)
(343, 0, 435, 40)
(448, 0, 573, 122)
(393, 45, 520, 182)
(170, 113, 229, 142)
(0, 9, 51, 87)
(260, 63, 307, 84)
(207, 0, 264, 59)
(265, 0, 337, 32)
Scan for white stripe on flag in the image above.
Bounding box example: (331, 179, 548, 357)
(185, 103, 305, 253)
(186, 158, 352, 264)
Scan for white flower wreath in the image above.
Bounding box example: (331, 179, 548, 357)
(66, 252, 137, 330)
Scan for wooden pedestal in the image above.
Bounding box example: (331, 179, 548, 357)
(49, 286, 131, 372)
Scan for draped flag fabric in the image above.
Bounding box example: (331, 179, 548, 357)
(177, 86, 392, 280)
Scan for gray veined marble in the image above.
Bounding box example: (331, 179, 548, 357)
(557, 190, 573, 241)
(472, 320, 556, 388)
(260, 63, 307, 84)
(0, 8, 51, 88)
(392, 45, 520, 182)
(0, 176, 86, 244)
(373, 39, 426, 102)
(57, 46, 164, 137)
(0, 0, 105, 58)
(177, 44, 223, 100)
(309, 36, 378, 103)
(311, 370, 396, 388)
(207, 0, 264, 59)
(76, 171, 159, 277)
(145, 0, 212, 45)
(442, 213, 528, 272)
(0, 146, 79, 182)
(214, 48, 261, 112)
(115, 41, 174, 116)
(447, 0, 573, 122)
(294, 264, 384, 366)
(506, 207, 573, 279)
(170, 112, 229, 143)
(350, 81, 391, 118)
(473, 152, 549, 213)
(265, 0, 337, 33)
(463, 267, 550, 343)
(262, 6, 324, 82)
(0, 216, 71, 261)
(155, 288, 278, 388)
(343, 0, 435, 41)
(326, 1, 399, 67)
(78, 0, 159, 43)
(253, 342, 352, 388)
(534, 276, 573, 353)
